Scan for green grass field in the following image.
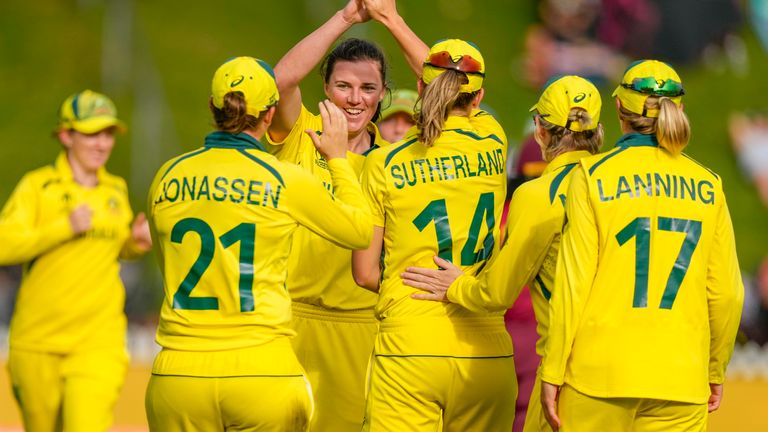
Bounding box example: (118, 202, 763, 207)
(1, 0, 766, 274)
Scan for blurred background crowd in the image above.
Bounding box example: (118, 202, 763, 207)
(1, 0, 768, 427)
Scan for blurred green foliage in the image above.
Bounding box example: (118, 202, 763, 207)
(0, 0, 766, 279)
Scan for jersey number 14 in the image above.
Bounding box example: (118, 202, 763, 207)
(412, 192, 495, 265)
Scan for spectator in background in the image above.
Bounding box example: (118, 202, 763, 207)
(651, 0, 742, 66)
(597, 0, 659, 59)
(377, 88, 418, 142)
(741, 257, 768, 346)
(523, 0, 626, 88)
(730, 111, 768, 207)
(599, 0, 746, 73)
(750, 0, 768, 52)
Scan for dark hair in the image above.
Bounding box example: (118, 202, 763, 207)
(414, 70, 477, 147)
(320, 38, 389, 122)
(209, 92, 261, 133)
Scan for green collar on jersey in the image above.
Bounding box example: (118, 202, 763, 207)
(616, 132, 659, 148)
(204, 131, 267, 151)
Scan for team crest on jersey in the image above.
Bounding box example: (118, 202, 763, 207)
(60, 192, 72, 211)
(314, 147, 329, 170)
(107, 196, 120, 214)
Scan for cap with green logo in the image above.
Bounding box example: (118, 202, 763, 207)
(58, 90, 126, 134)
(211, 56, 279, 118)
(612, 60, 684, 118)
(530, 75, 601, 131)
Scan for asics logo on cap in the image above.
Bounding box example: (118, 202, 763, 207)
(230, 75, 245, 88)
(574, 93, 586, 103)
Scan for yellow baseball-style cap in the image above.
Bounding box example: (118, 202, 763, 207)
(612, 60, 684, 118)
(380, 89, 418, 121)
(211, 56, 279, 118)
(530, 75, 601, 132)
(422, 39, 485, 93)
(58, 90, 127, 134)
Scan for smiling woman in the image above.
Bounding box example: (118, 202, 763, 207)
(260, 2, 392, 431)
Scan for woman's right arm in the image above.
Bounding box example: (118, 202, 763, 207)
(364, 0, 429, 77)
(540, 167, 598, 429)
(406, 185, 554, 311)
(0, 175, 80, 265)
(705, 196, 744, 412)
(270, 0, 369, 143)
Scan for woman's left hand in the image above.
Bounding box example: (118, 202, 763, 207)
(131, 212, 152, 252)
(362, 0, 398, 23)
(542, 382, 561, 430)
(340, 0, 370, 24)
(404, 256, 463, 302)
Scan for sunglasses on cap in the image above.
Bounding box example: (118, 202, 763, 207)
(620, 77, 685, 97)
(425, 51, 484, 76)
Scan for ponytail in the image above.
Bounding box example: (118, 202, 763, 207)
(618, 96, 690, 155)
(538, 108, 603, 161)
(414, 70, 477, 147)
(209, 92, 260, 133)
(656, 97, 691, 155)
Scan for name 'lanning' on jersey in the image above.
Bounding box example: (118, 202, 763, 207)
(542, 133, 744, 404)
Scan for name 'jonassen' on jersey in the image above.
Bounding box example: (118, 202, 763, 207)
(596, 173, 715, 204)
(390, 149, 505, 189)
(155, 176, 281, 208)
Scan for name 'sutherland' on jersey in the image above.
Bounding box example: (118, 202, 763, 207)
(390, 148, 505, 189)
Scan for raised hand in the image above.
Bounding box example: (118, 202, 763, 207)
(362, 0, 398, 23)
(340, 0, 371, 24)
(69, 204, 93, 235)
(306, 100, 349, 160)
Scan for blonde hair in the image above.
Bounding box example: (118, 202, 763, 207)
(415, 70, 477, 147)
(537, 108, 603, 161)
(618, 96, 691, 155)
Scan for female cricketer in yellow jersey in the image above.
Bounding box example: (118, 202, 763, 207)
(352, 39, 516, 431)
(144, 56, 372, 431)
(262, 0, 433, 429)
(401, 75, 604, 432)
(541, 60, 744, 431)
(0, 90, 152, 432)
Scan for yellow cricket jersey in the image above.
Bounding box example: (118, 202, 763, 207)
(448, 150, 592, 356)
(0, 152, 141, 353)
(148, 131, 372, 352)
(541, 133, 744, 403)
(265, 105, 386, 310)
(360, 113, 509, 356)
